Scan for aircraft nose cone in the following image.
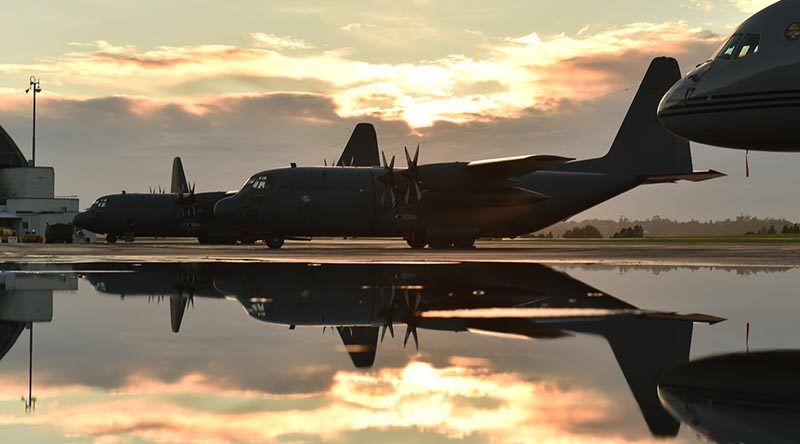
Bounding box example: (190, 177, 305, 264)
(214, 196, 242, 222)
(73, 212, 90, 229)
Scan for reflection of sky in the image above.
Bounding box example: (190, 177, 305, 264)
(0, 265, 798, 443)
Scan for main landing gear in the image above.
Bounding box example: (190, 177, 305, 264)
(404, 233, 476, 249)
(106, 233, 117, 244)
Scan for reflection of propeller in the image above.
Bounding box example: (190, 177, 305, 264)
(377, 152, 398, 207)
(402, 145, 422, 204)
(378, 286, 396, 342)
(402, 289, 421, 350)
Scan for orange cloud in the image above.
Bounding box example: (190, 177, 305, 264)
(0, 361, 663, 443)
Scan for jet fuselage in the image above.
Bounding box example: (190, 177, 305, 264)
(658, 0, 800, 151)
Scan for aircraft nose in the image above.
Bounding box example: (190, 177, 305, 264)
(73, 211, 90, 229)
(656, 76, 694, 140)
(214, 195, 243, 222)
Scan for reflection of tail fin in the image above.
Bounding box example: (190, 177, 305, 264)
(597, 57, 692, 175)
(171, 157, 190, 194)
(0, 321, 25, 361)
(337, 123, 380, 167)
(337, 326, 379, 368)
(169, 295, 187, 333)
(585, 318, 692, 437)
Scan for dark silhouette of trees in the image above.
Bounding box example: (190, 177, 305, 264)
(612, 225, 644, 238)
(563, 225, 603, 238)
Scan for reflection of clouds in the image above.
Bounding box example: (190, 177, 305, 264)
(0, 361, 663, 443)
(0, 23, 717, 128)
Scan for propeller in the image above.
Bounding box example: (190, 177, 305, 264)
(175, 181, 199, 219)
(402, 145, 422, 204)
(377, 151, 398, 207)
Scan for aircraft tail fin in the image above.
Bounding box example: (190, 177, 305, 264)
(171, 157, 190, 194)
(337, 123, 380, 167)
(597, 57, 693, 175)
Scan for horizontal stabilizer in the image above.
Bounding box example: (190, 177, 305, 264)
(467, 155, 574, 178)
(641, 169, 725, 184)
(640, 312, 726, 324)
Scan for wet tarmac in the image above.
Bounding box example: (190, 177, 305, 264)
(1, 243, 798, 443)
(2, 239, 800, 267)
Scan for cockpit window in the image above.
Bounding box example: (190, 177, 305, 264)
(249, 175, 272, 190)
(717, 34, 742, 59)
(735, 34, 760, 59)
(93, 197, 108, 208)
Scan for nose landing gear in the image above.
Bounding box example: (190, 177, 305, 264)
(266, 235, 285, 250)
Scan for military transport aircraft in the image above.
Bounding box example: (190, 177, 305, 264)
(214, 57, 724, 249)
(658, 0, 800, 151)
(81, 261, 724, 438)
(73, 123, 381, 243)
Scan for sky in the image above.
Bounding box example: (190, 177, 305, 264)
(0, 0, 793, 221)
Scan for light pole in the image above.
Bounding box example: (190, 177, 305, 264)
(25, 76, 41, 167)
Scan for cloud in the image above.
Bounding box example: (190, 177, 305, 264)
(729, 0, 777, 13)
(0, 22, 720, 129)
(0, 361, 661, 443)
(250, 32, 316, 50)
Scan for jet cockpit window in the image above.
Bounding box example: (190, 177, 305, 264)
(716, 34, 742, 60)
(735, 34, 760, 59)
(92, 197, 108, 208)
(250, 175, 272, 190)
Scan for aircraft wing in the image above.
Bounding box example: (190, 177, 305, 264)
(466, 155, 574, 178)
(641, 169, 726, 184)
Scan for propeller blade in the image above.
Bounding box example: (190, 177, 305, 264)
(324, 159, 328, 167)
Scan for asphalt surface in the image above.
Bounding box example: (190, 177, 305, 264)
(2, 239, 799, 267)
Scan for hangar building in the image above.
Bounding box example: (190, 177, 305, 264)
(0, 123, 81, 242)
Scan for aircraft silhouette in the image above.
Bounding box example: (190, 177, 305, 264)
(215, 58, 723, 249)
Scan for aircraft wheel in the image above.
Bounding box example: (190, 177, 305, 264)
(406, 232, 427, 249)
(266, 236, 285, 250)
(239, 237, 257, 245)
(106, 234, 117, 244)
(453, 238, 476, 249)
(428, 239, 454, 249)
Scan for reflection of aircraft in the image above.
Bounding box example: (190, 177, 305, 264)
(84, 262, 724, 438)
(658, 351, 800, 444)
(215, 58, 723, 250)
(658, 0, 800, 151)
(73, 123, 381, 243)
